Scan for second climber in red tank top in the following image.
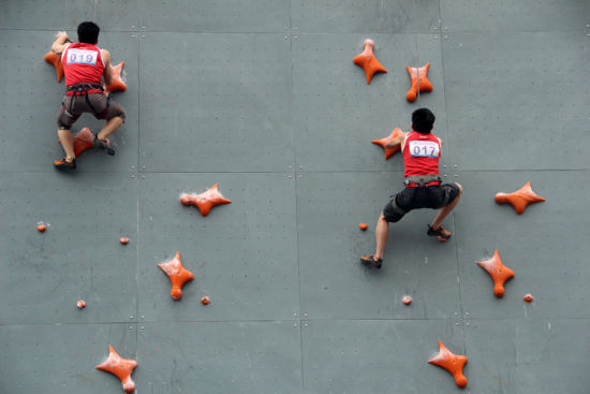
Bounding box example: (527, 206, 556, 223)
(361, 108, 463, 269)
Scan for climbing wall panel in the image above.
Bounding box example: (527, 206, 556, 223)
(292, 33, 449, 172)
(137, 173, 299, 321)
(138, 32, 294, 173)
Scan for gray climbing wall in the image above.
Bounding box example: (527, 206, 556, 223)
(1, 0, 589, 393)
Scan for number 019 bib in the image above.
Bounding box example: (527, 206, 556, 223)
(409, 140, 440, 158)
(67, 48, 98, 65)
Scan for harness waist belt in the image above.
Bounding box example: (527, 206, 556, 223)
(65, 83, 105, 96)
(404, 174, 441, 188)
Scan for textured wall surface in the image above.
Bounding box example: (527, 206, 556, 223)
(1, 0, 589, 392)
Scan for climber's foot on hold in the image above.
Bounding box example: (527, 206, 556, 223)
(427, 224, 451, 242)
(93, 133, 115, 155)
(360, 255, 382, 269)
(54, 157, 76, 170)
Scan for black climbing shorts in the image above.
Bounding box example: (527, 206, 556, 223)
(382, 183, 461, 223)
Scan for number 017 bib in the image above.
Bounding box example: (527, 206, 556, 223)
(409, 140, 440, 158)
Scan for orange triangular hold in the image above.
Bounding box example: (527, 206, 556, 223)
(477, 249, 515, 298)
(405, 63, 433, 103)
(372, 127, 403, 160)
(158, 251, 195, 300)
(494, 181, 545, 215)
(180, 183, 232, 217)
(96, 345, 138, 393)
(353, 39, 388, 84)
(73, 127, 95, 157)
(428, 341, 468, 388)
(44, 52, 64, 82)
(105, 62, 127, 94)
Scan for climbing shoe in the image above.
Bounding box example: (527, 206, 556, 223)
(93, 134, 116, 155)
(360, 255, 382, 269)
(427, 224, 451, 242)
(53, 157, 76, 170)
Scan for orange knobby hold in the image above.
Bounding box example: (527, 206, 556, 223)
(358, 223, 368, 231)
(405, 63, 433, 103)
(72, 127, 95, 157)
(201, 296, 211, 305)
(180, 183, 232, 217)
(105, 62, 127, 94)
(158, 251, 194, 300)
(477, 249, 515, 298)
(402, 296, 412, 305)
(428, 341, 468, 388)
(44, 52, 64, 82)
(353, 39, 388, 84)
(524, 293, 534, 303)
(96, 345, 138, 393)
(37, 223, 47, 232)
(372, 127, 403, 160)
(494, 181, 545, 215)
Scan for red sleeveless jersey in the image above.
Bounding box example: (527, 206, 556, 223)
(62, 43, 105, 87)
(401, 131, 442, 177)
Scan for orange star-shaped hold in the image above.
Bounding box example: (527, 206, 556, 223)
(494, 181, 545, 215)
(158, 251, 194, 300)
(105, 62, 127, 94)
(180, 183, 232, 217)
(96, 345, 138, 393)
(405, 63, 433, 103)
(353, 39, 388, 84)
(428, 341, 468, 388)
(73, 127, 95, 157)
(477, 249, 515, 298)
(44, 52, 64, 82)
(372, 127, 403, 160)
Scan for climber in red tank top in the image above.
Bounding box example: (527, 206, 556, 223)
(51, 21, 126, 170)
(361, 109, 463, 269)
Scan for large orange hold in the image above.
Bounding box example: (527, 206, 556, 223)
(477, 249, 515, 298)
(405, 64, 433, 103)
(96, 345, 138, 393)
(105, 62, 127, 94)
(353, 39, 388, 84)
(44, 52, 64, 82)
(180, 183, 232, 217)
(428, 341, 468, 388)
(372, 128, 403, 160)
(495, 181, 545, 215)
(158, 251, 194, 300)
(73, 127, 95, 157)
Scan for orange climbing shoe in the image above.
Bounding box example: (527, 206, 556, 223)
(53, 157, 76, 170)
(427, 225, 451, 242)
(360, 255, 382, 269)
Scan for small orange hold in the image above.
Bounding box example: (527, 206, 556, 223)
(372, 128, 403, 160)
(201, 296, 211, 305)
(105, 62, 127, 94)
(495, 181, 545, 215)
(120, 237, 130, 245)
(402, 296, 412, 305)
(405, 63, 433, 103)
(524, 293, 534, 303)
(353, 39, 388, 84)
(358, 223, 368, 231)
(96, 345, 138, 393)
(180, 183, 232, 217)
(158, 251, 195, 300)
(44, 52, 64, 82)
(428, 341, 468, 388)
(477, 249, 515, 298)
(76, 300, 86, 309)
(73, 127, 96, 157)
(37, 224, 47, 232)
